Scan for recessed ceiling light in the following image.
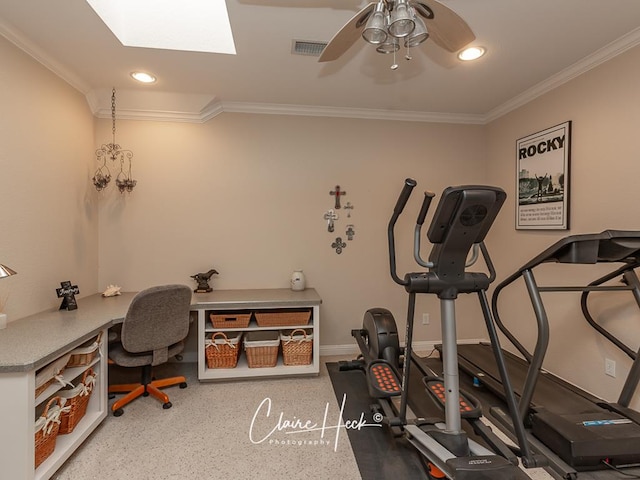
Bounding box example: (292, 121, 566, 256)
(130, 71, 157, 84)
(457, 46, 486, 61)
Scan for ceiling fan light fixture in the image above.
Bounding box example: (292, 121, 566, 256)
(388, 0, 415, 38)
(362, 2, 388, 45)
(404, 14, 429, 48)
(457, 46, 486, 61)
(376, 38, 400, 54)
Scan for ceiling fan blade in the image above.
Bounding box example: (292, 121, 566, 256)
(318, 2, 375, 62)
(413, 0, 475, 52)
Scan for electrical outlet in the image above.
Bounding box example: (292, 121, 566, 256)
(605, 358, 616, 378)
(422, 313, 430, 325)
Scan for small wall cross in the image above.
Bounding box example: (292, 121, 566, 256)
(331, 237, 347, 254)
(323, 209, 339, 232)
(330, 185, 346, 209)
(346, 224, 355, 241)
(344, 202, 354, 217)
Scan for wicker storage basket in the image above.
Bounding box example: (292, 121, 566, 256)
(205, 332, 242, 369)
(244, 331, 280, 368)
(58, 368, 97, 434)
(35, 397, 63, 468)
(254, 309, 311, 327)
(280, 329, 313, 366)
(35, 353, 72, 398)
(209, 311, 252, 329)
(66, 331, 102, 368)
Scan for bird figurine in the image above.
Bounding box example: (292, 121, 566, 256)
(191, 269, 219, 293)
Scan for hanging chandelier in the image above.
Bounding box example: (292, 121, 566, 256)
(362, 0, 430, 69)
(92, 88, 137, 193)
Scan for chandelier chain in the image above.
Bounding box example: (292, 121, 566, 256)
(111, 87, 116, 144)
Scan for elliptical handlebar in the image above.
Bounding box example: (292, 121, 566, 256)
(388, 178, 417, 286)
(416, 190, 435, 226)
(393, 178, 417, 216)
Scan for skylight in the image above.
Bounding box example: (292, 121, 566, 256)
(86, 0, 236, 55)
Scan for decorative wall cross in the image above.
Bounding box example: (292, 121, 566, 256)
(323, 209, 339, 232)
(330, 185, 346, 209)
(344, 202, 354, 217)
(331, 237, 347, 254)
(346, 224, 355, 241)
(56, 281, 79, 311)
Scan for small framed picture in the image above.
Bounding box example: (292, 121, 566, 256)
(516, 121, 571, 230)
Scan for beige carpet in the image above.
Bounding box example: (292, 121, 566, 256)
(53, 359, 362, 480)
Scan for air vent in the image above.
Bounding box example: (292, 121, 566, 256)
(291, 40, 327, 57)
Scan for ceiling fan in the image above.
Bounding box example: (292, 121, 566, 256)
(318, 0, 475, 67)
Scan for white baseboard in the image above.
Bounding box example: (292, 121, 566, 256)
(320, 338, 487, 358)
(177, 338, 489, 363)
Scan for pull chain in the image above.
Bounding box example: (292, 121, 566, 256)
(391, 39, 399, 70)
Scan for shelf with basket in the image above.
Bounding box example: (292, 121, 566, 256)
(193, 288, 321, 381)
(0, 292, 133, 480)
(32, 329, 108, 480)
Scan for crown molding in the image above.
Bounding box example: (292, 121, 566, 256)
(3, 13, 640, 126)
(220, 102, 486, 124)
(485, 26, 640, 123)
(0, 18, 90, 94)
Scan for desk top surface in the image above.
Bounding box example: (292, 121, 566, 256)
(0, 288, 321, 373)
(191, 288, 321, 309)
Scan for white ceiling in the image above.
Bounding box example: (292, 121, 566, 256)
(1, 0, 640, 124)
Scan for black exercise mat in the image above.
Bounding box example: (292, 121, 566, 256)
(326, 362, 428, 480)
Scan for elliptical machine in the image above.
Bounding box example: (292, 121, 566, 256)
(344, 179, 543, 479)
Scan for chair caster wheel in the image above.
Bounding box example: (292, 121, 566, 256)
(163, 402, 172, 410)
(108, 393, 115, 399)
(180, 382, 187, 389)
(113, 408, 124, 417)
(143, 391, 150, 397)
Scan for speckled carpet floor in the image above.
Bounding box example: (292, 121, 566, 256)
(53, 359, 362, 480)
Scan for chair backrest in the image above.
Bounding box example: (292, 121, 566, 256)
(121, 284, 192, 360)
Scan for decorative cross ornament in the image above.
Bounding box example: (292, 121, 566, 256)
(331, 237, 347, 254)
(56, 281, 80, 311)
(330, 185, 346, 209)
(323, 209, 339, 232)
(346, 224, 355, 241)
(344, 202, 354, 218)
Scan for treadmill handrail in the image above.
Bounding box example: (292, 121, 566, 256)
(491, 230, 640, 416)
(581, 263, 640, 360)
(514, 230, 640, 272)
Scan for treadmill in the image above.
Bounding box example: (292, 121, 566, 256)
(456, 230, 640, 479)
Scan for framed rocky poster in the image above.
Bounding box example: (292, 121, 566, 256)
(516, 121, 571, 230)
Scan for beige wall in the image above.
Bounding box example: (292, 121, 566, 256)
(4, 25, 640, 411)
(0, 36, 98, 320)
(486, 45, 640, 409)
(95, 114, 489, 348)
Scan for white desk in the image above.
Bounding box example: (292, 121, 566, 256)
(0, 288, 322, 479)
(0, 293, 134, 480)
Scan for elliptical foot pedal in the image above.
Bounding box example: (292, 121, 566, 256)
(366, 360, 402, 399)
(423, 376, 482, 419)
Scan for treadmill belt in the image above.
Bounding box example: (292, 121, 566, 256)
(456, 343, 603, 415)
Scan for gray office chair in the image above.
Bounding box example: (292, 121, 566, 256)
(108, 284, 192, 416)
